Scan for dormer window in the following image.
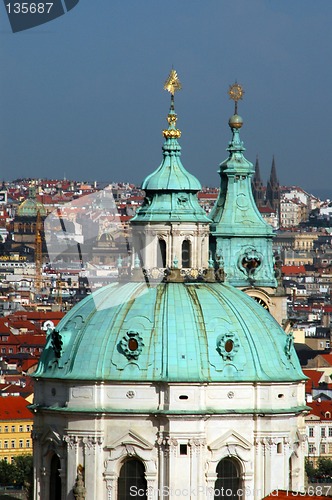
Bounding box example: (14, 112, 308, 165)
(325, 412, 331, 419)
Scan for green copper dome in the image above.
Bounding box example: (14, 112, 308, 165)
(142, 110, 201, 192)
(17, 186, 47, 218)
(34, 281, 303, 383)
(132, 107, 210, 224)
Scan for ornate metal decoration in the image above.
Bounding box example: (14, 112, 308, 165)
(51, 329, 63, 358)
(163, 69, 182, 139)
(164, 69, 182, 95)
(238, 247, 263, 280)
(228, 82, 244, 114)
(216, 331, 240, 361)
(120, 330, 144, 360)
(284, 332, 294, 360)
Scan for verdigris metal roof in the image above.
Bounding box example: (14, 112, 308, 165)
(34, 281, 304, 383)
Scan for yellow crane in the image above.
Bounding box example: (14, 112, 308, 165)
(35, 210, 42, 294)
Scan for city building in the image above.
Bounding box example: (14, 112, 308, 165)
(306, 400, 332, 466)
(0, 395, 33, 462)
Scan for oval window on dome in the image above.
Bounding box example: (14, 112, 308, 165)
(120, 331, 144, 360)
(128, 338, 139, 351)
(225, 339, 234, 353)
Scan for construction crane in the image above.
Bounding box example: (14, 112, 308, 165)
(35, 210, 42, 294)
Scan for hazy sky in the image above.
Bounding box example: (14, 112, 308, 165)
(0, 1, 331, 197)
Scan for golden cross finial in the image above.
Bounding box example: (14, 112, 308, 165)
(164, 69, 182, 96)
(228, 82, 244, 114)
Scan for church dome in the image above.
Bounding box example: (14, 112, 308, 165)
(16, 186, 47, 218)
(17, 197, 47, 217)
(35, 281, 303, 383)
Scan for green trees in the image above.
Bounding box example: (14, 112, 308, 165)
(317, 457, 332, 477)
(0, 455, 33, 499)
(305, 457, 332, 481)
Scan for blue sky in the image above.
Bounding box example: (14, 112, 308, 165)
(0, 1, 331, 197)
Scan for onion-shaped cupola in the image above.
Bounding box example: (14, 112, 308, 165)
(210, 83, 277, 288)
(131, 70, 211, 274)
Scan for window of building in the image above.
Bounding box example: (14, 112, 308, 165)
(8, 348, 13, 354)
(118, 459, 147, 500)
(19, 440, 23, 448)
(26, 425, 31, 432)
(3, 457, 7, 462)
(179, 444, 188, 455)
(309, 427, 314, 437)
(308, 444, 315, 454)
(215, 458, 241, 500)
(26, 439, 30, 448)
(4, 426, 8, 433)
(11, 426, 15, 432)
(181, 240, 191, 268)
(321, 444, 326, 455)
(19, 425, 23, 432)
(1, 348, 6, 354)
(11, 440, 15, 448)
(4, 441, 8, 449)
(49, 454, 62, 500)
(321, 428, 326, 438)
(329, 427, 332, 437)
(157, 239, 167, 268)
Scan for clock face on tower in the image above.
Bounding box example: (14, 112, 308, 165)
(253, 296, 269, 311)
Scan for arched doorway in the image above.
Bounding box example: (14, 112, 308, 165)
(214, 457, 241, 499)
(49, 454, 61, 500)
(118, 459, 147, 500)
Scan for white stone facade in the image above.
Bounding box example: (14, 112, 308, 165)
(33, 379, 306, 500)
(132, 223, 210, 270)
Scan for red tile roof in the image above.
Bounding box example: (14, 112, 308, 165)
(303, 369, 326, 392)
(282, 265, 306, 275)
(0, 395, 32, 420)
(307, 400, 332, 420)
(17, 333, 46, 346)
(20, 359, 38, 372)
(0, 318, 12, 334)
(259, 206, 276, 214)
(197, 192, 218, 199)
(320, 354, 332, 366)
